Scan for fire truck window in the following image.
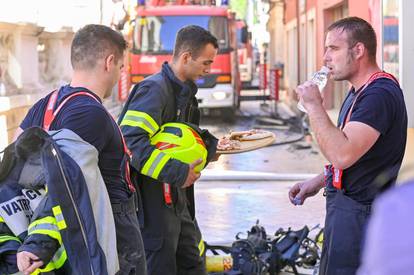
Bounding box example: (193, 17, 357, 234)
(133, 15, 229, 53)
(208, 16, 228, 48)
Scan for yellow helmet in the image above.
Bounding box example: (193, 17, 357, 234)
(150, 123, 208, 172)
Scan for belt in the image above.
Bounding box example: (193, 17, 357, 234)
(111, 195, 136, 214)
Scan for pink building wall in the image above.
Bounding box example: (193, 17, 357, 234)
(316, 0, 381, 70)
(283, 0, 381, 109)
(285, 0, 297, 23)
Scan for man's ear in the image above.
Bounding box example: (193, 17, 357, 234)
(105, 54, 116, 71)
(354, 42, 365, 60)
(181, 51, 192, 64)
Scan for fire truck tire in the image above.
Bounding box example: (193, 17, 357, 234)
(221, 108, 236, 123)
(234, 92, 241, 109)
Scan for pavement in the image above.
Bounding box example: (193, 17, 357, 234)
(195, 96, 327, 274)
(195, 180, 324, 275)
(195, 180, 325, 244)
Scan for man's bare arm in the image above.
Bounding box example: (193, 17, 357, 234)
(307, 104, 380, 169)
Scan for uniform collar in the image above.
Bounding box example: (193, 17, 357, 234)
(350, 85, 363, 95)
(59, 84, 103, 104)
(162, 62, 197, 97)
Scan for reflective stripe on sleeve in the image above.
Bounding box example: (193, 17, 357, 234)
(0, 235, 21, 244)
(52, 205, 67, 230)
(120, 110, 159, 136)
(32, 245, 67, 274)
(141, 149, 171, 180)
(28, 216, 62, 244)
(52, 245, 67, 269)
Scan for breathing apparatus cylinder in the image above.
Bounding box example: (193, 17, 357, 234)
(206, 255, 233, 272)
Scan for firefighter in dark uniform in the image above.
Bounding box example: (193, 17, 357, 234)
(15, 24, 147, 275)
(288, 17, 407, 275)
(118, 25, 219, 275)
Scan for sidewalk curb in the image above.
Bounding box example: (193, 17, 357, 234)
(200, 169, 317, 182)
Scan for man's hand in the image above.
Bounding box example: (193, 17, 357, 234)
(288, 174, 324, 205)
(17, 251, 44, 275)
(295, 81, 323, 112)
(181, 159, 203, 188)
(210, 153, 221, 162)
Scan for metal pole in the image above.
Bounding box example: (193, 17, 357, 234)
(100, 0, 103, 24)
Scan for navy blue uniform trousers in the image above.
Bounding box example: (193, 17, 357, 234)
(319, 189, 371, 275)
(141, 204, 206, 275)
(113, 196, 147, 275)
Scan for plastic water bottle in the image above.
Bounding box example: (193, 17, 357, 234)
(297, 66, 330, 113)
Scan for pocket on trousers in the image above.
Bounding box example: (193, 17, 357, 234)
(143, 237, 163, 252)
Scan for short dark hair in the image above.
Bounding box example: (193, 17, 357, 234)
(71, 24, 127, 70)
(327, 17, 377, 62)
(173, 25, 218, 60)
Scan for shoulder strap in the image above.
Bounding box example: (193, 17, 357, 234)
(43, 90, 135, 192)
(43, 90, 99, 131)
(341, 72, 399, 129)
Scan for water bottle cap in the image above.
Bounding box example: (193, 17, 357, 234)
(293, 197, 302, 205)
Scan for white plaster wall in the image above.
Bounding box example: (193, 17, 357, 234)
(62, 36, 74, 81)
(0, 0, 115, 32)
(284, 19, 298, 90)
(4, 24, 44, 93)
(38, 34, 73, 89)
(267, 1, 285, 67)
(7, 33, 21, 89)
(20, 32, 40, 89)
(0, 0, 120, 95)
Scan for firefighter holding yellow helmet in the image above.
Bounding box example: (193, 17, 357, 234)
(118, 25, 219, 275)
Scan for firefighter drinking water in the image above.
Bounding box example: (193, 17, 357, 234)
(289, 17, 407, 275)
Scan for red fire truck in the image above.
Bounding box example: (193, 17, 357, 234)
(120, 1, 242, 118)
(236, 19, 254, 88)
